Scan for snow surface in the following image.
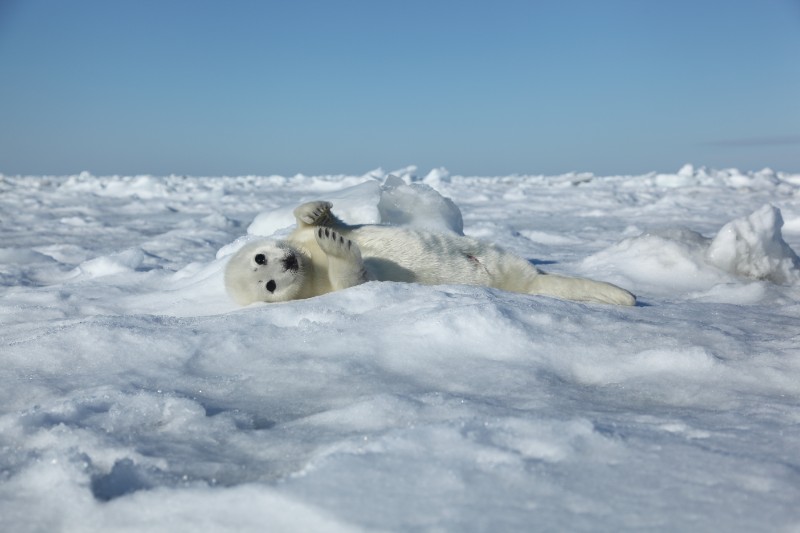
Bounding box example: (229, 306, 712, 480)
(1, 165, 800, 532)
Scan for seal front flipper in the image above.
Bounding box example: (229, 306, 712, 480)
(293, 201, 343, 228)
(315, 227, 367, 291)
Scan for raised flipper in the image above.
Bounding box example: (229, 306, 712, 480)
(293, 201, 343, 228)
(315, 227, 368, 291)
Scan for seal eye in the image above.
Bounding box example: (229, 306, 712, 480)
(266, 280, 276, 293)
(255, 254, 267, 265)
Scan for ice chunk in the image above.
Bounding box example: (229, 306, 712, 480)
(581, 228, 726, 295)
(245, 177, 462, 237)
(323, 179, 383, 224)
(246, 180, 382, 236)
(378, 175, 463, 234)
(421, 166, 451, 186)
(584, 206, 800, 298)
(706, 205, 800, 284)
(677, 163, 695, 178)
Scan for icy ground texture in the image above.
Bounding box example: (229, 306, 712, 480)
(1, 165, 800, 532)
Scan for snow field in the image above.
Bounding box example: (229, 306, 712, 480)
(1, 165, 799, 532)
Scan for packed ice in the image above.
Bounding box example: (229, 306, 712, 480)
(1, 165, 799, 532)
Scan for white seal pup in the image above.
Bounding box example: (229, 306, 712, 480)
(225, 201, 636, 306)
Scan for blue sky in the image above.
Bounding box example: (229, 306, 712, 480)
(1, 0, 799, 176)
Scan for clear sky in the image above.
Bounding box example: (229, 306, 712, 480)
(1, 0, 799, 177)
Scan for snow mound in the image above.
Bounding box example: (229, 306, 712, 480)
(582, 228, 724, 295)
(706, 204, 800, 284)
(246, 176, 463, 237)
(71, 248, 145, 279)
(377, 175, 463, 234)
(247, 180, 382, 236)
(584, 205, 800, 298)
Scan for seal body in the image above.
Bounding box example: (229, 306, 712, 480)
(225, 201, 636, 306)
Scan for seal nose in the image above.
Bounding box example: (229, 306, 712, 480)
(266, 280, 276, 293)
(282, 253, 299, 272)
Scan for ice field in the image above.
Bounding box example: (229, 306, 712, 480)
(1, 165, 799, 532)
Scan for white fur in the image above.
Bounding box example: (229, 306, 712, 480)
(225, 201, 636, 306)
